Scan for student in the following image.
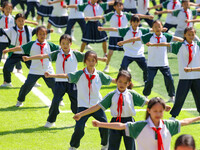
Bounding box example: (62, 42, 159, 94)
(146, 27, 200, 119)
(0, 13, 52, 87)
(11, 0, 27, 14)
(92, 97, 200, 150)
(3, 26, 60, 107)
(98, 15, 154, 82)
(44, 50, 116, 150)
(84, 1, 153, 73)
(66, 0, 114, 56)
(154, 0, 200, 41)
(72, 70, 151, 150)
(25, 0, 40, 20)
(117, 20, 183, 102)
(123, 0, 137, 14)
(175, 134, 196, 150)
(148, 0, 181, 32)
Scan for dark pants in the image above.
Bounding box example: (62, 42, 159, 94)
(0, 43, 9, 62)
(143, 66, 175, 97)
(163, 23, 177, 33)
(47, 82, 77, 123)
(25, 2, 40, 19)
(120, 56, 148, 82)
(140, 12, 154, 27)
(3, 54, 31, 83)
(170, 79, 200, 117)
(151, 0, 167, 19)
(65, 18, 86, 36)
(15, 61, 22, 70)
(123, 8, 137, 14)
(11, 0, 27, 11)
(109, 117, 135, 150)
(70, 107, 108, 148)
(18, 74, 55, 102)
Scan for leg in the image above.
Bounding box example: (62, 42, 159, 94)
(77, 19, 86, 35)
(123, 132, 135, 150)
(80, 42, 87, 52)
(143, 67, 158, 96)
(135, 57, 148, 82)
(108, 129, 122, 150)
(191, 79, 200, 113)
(47, 82, 67, 123)
(120, 56, 134, 71)
(102, 41, 107, 55)
(65, 19, 76, 35)
(66, 83, 77, 114)
(106, 50, 114, 66)
(144, 12, 153, 27)
(159, 66, 175, 97)
(0, 43, 9, 62)
(15, 61, 22, 70)
(25, 2, 34, 19)
(70, 107, 91, 148)
(170, 80, 191, 117)
(17, 74, 41, 102)
(42, 76, 56, 94)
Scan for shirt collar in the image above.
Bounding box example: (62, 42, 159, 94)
(130, 26, 139, 32)
(3, 14, 11, 18)
(153, 32, 163, 38)
(147, 117, 164, 129)
(17, 26, 25, 32)
(84, 67, 97, 76)
(115, 11, 123, 16)
(182, 7, 189, 12)
(184, 40, 194, 45)
(36, 39, 47, 45)
(61, 48, 71, 55)
(116, 88, 128, 95)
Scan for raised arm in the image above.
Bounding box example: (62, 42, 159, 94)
(44, 72, 69, 78)
(154, 10, 173, 15)
(22, 54, 49, 62)
(98, 26, 118, 32)
(66, 4, 77, 8)
(148, 4, 162, 11)
(186, 19, 200, 23)
(92, 120, 126, 130)
(74, 105, 101, 121)
(3, 46, 21, 54)
(173, 36, 184, 42)
(117, 37, 141, 46)
(180, 116, 200, 126)
(25, 20, 39, 26)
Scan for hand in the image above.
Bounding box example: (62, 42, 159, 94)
(184, 67, 192, 72)
(102, 57, 107, 62)
(185, 19, 190, 23)
(22, 56, 29, 62)
(117, 41, 124, 46)
(73, 113, 82, 121)
(84, 17, 91, 21)
(63, 4, 68, 8)
(148, 15, 154, 20)
(146, 42, 153, 46)
(162, 27, 168, 32)
(3, 49, 9, 54)
(44, 72, 51, 78)
(154, 11, 160, 15)
(92, 120, 100, 127)
(147, 7, 151, 11)
(50, 28, 54, 33)
(48, 1, 53, 5)
(98, 26, 103, 31)
(165, 105, 171, 112)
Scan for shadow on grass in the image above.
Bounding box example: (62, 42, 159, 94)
(133, 85, 144, 88)
(0, 106, 48, 112)
(0, 86, 21, 89)
(0, 125, 75, 136)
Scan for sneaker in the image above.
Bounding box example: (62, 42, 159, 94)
(44, 121, 55, 128)
(169, 117, 176, 121)
(34, 83, 41, 87)
(56, 28, 63, 34)
(32, 17, 36, 21)
(101, 145, 108, 150)
(69, 147, 77, 150)
(72, 36, 76, 41)
(127, 67, 131, 72)
(167, 96, 175, 103)
(59, 101, 65, 106)
(17, 69, 23, 74)
(16, 101, 23, 107)
(103, 65, 109, 73)
(1, 82, 13, 87)
(85, 44, 93, 50)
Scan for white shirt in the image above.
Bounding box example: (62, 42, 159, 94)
(137, 0, 149, 14)
(40, 0, 52, 6)
(68, 0, 85, 19)
(27, 0, 40, 2)
(51, 1, 68, 16)
(123, 0, 137, 9)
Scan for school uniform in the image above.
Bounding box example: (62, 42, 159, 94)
(25, 0, 40, 19)
(78, 2, 108, 43)
(104, 0, 114, 14)
(137, 0, 153, 27)
(65, 0, 87, 35)
(11, 0, 27, 12)
(118, 26, 150, 82)
(99, 88, 147, 150)
(125, 117, 180, 150)
(37, 0, 53, 17)
(48, 0, 68, 28)
(104, 11, 132, 51)
(141, 32, 175, 97)
(17, 40, 59, 102)
(123, 0, 137, 14)
(162, 0, 181, 32)
(0, 14, 15, 61)
(172, 8, 199, 41)
(46, 49, 85, 123)
(170, 41, 200, 117)
(68, 68, 112, 148)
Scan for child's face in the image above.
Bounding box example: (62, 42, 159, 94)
(37, 29, 47, 43)
(182, 1, 190, 9)
(116, 76, 130, 93)
(3, 5, 12, 16)
(176, 146, 194, 150)
(152, 22, 163, 35)
(114, 4, 123, 12)
(60, 39, 72, 53)
(85, 54, 97, 68)
(147, 103, 164, 122)
(184, 30, 195, 43)
(91, 0, 98, 4)
(15, 17, 25, 29)
(131, 21, 140, 29)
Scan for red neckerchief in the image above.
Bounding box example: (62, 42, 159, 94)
(5, 16, 8, 29)
(62, 52, 71, 73)
(172, 1, 177, 9)
(116, 14, 122, 27)
(88, 1, 97, 16)
(75, 0, 78, 10)
(184, 10, 189, 27)
(132, 31, 137, 44)
(144, 0, 146, 9)
(36, 42, 46, 67)
(187, 44, 193, 66)
(60, 1, 64, 7)
(156, 36, 161, 43)
(18, 30, 24, 45)
(116, 93, 123, 122)
(83, 68, 96, 104)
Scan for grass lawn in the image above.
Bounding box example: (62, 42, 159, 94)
(1, 1, 200, 149)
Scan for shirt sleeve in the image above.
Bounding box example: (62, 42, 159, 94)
(170, 42, 182, 55)
(163, 33, 173, 43)
(3, 28, 12, 39)
(139, 27, 150, 35)
(21, 41, 35, 55)
(164, 120, 181, 136)
(162, 0, 170, 9)
(192, 10, 197, 16)
(47, 41, 60, 52)
(77, 3, 88, 12)
(141, 33, 153, 44)
(103, 12, 114, 22)
(118, 27, 130, 37)
(67, 70, 84, 84)
(99, 2, 108, 11)
(98, 92, 115, 110)
(73, 50, 85, 62)
(49, 50, 60, 61)
(97, 71, 112, 85)
(129, 90, 147, 107)
(125, 12, 133, 21)
(172, 9, 181, 17)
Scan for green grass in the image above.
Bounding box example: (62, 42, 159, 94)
(1, 1, 200, 149)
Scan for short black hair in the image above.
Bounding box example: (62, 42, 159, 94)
(15, 13, 25, 20)
(152, 20, 163, 27)
(113, 0, 123, 7)
(36, 26, 47, 35)
(83, 50, 98, 64)
(130, 15, 140, 23)
(175, 134, 195, 150)
(59, 34, 72, 44)
(2, 1, 12, 9)
(182, 0, 189, 4)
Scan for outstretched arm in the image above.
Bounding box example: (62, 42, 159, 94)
(44, 72, 69, 78)
(154, 10, 173, 15)
(98, 26, 118, 32)
(25, 20, 39, 26)
(92, 120, 126, 130)
(3, 46, 21, 54)
(137, 14, 154, 20)
(173, 36, 184, 42)
(148, 4, 162, 11)
(186, 19, 200, 23)
(184, 67, 200, 72)
(66, 4, 77, 8)
(117, 37, 141, 46)
(180, 116, 200, 126)
(48, 0, 63, 4)
(22, 54, 49, 62)
(85, 16, 104, 21)
(146, 42, 171, 47)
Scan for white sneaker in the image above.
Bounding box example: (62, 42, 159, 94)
(2, 54, 6, 60)
(72, 36, 76, 41)
(1, 82, 13, 87)
(47, 34, 51, 40)
(69, 147, 77, 150)
(101, 145, 108, 150)
(59, 101, 65, 106)
(16, 101, 23, 107)
(44, 121, 55, 128)
(56, 28, 63, 34)
(169, 117, 176, 121)
(85, 45, 93, 50)
(167, 96, 175, 103)
(103, 65, 109, 73)
(17, 69, 23, 74)
(127, 67, 131, 72)
(32, 17, 36, 21)
(34, 83, 41, 87)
